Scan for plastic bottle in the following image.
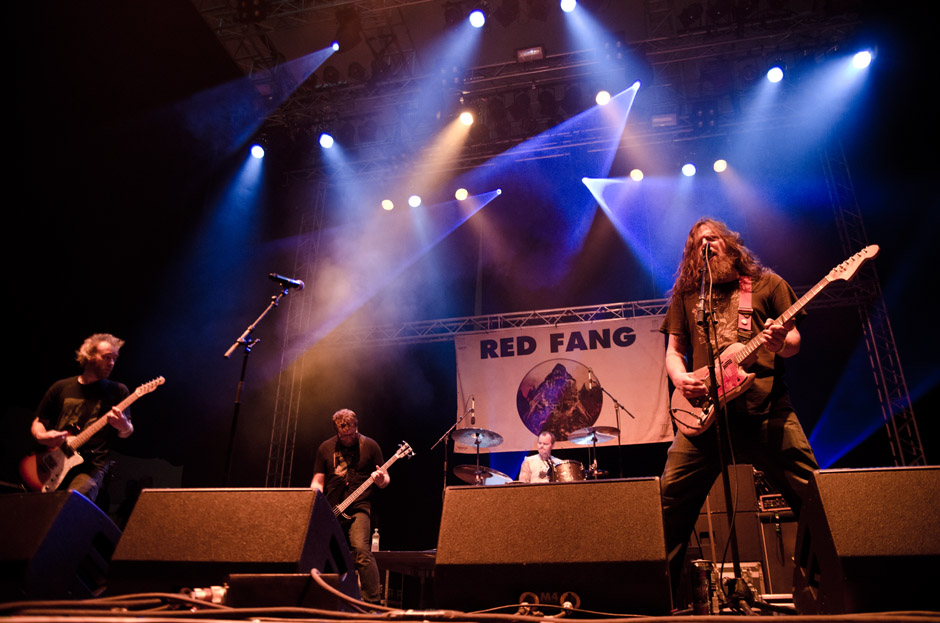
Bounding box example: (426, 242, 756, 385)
(371, 528, 380, 552)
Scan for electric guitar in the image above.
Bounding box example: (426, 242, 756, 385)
(19, 376, 165, 492)
(670, 245, 880, 437)
(333, 441, 414, 520)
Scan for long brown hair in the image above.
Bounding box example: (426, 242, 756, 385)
(671, 218, 764, 295)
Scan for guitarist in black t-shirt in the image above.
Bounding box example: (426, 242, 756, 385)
(311, 409, 388, 604)
(26, 333, 134, 502)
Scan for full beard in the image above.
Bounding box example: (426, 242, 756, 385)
(707, 253, 739, 283)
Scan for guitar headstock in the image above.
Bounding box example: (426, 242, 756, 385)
(826, 244, 880, 283)
(135, 376, 166, 397)
(396, 441, 415, 460)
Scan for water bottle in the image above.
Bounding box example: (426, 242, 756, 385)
(371, 528, 380, 552)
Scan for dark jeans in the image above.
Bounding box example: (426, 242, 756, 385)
(660, 407, 819, 594)
(345, 510, 381, 603)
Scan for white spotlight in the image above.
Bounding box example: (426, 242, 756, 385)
(560, 0, 577, 12)
(408, 195, 422, 208)
(681, 163, 696, 177)
(250, 144, 265, 159)
(459, 111, 474, 126)
(469, 9, 486, 28)
(455, 188, 469, 200)
(767, 66, 784, 83)
(381, 199, 394, 211)
(595, 90, 611, 106)
(630, 169, 644, 182)
(853, 50, 873, 69)
(319, 133, 334, 149)
(713, 159, 728, 173)
(331, 41, 340, 51)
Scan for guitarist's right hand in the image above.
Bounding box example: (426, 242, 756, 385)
(672, 371, 708, 400)
(32, 422, 68, 448)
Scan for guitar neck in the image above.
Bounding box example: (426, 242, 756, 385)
(732, 274, 832, 364)
(68, 388, 142, 451)
(333, 452, 403, 516)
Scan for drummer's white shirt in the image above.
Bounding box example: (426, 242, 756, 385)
(517, 453, 560, 483)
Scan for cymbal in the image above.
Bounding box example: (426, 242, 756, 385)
(453, 464, 513, 485)
(567, 426, 620, 445)
(453, 427, 504, 448)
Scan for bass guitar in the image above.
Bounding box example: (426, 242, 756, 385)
(670, 245, 879, 437)
(19, 376, 165, 492)
(333, 441, 413, 520)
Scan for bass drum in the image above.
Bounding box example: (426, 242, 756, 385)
(550, 460, 584, 482)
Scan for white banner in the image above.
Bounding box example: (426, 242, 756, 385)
(454, 315, 673, 453)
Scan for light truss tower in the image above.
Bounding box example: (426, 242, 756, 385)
(821, 143, 926, 466)
(265, 182, 327, 487)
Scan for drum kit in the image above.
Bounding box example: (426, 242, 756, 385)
(451, 425, 620, 485)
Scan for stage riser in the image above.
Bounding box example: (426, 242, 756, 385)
(435, 478, 672, 615)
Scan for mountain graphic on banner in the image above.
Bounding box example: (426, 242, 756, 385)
(517, 362, 599, 441)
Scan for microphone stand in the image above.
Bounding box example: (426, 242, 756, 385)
(697, 252, 752, 611)
(430, 399, 472, 496)
(221, 286, 290, 486)
(592, 373, 635, 478)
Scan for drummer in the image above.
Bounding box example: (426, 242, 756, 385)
(517, 431, 561, 483)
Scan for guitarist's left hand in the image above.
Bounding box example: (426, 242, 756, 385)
(107, 408, 134, 438)
(759, 320, 800, 358)
(372, 466, 390, 488)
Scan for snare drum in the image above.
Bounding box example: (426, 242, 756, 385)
(550, 460, 584, 482)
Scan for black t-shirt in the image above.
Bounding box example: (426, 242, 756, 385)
(660, 271, 803, 416)
(314, 434, 384, 514)
(35, 376, 130, 467)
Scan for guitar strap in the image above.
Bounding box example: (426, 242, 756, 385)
(737, 275, 753, 343)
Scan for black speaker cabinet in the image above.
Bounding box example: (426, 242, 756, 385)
(435, 478, 672, 615)
(793, 467, 940, 614)
(109, 488, 359, 600)
(0, 490, 122, 600)
(758, 510, 797, 595)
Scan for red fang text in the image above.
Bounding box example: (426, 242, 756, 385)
(480, 327, 636, 359)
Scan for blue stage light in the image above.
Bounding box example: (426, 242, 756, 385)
(853, 50, 872, 69)
(408, 194, 422, 207)
(560, 0, 577, 12)
(469, 9, 486, 28)
(250, 144, 265, 159)
(767, 66, 784, 83)
(319, 133, 335, 149)
(681, 163, 696, 177)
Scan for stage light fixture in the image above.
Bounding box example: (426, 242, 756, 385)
(853, 50, 873, 69)
(767, 66, 783, 83)
(560, 0, 577, 12)
(455, 188, 469, 200)
(319, 133, 335, 149)
(348, 62, 367, 82)
(382, 199, 394, 211)
(408, 195, 422, 208)
(323, 65, 341, 84)
(595, 90, 611, 106)
(682, 163, 696, 177)
(460, 111, 475, 126)
(236, 0, 270, 23)
(707, 0, 731, 23)
(331, 41, 340, 51)
(679, 3, 703, 28)
(515, 45, 544, 63)
(630, 169, 644, 182)
(713, 159, 728, 173)
(250, 144, 265, 159)
(443, 1, 463, 26)
(469, 8, 486, 28)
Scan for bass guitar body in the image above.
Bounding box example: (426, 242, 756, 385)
(670, 342, 756, 437)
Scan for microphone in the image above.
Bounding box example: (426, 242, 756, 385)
(269, 273, 305, 290)
(470, 395, 475, 426)
(701, 242, 712, 259)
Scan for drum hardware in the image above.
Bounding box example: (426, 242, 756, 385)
(452, 427, 504, 485)
(549, 460, 585, 482)
(453, 464, 512, 485)
(567, 426, 619, 480)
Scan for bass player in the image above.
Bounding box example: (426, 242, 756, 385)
(311, 408, 388, 604)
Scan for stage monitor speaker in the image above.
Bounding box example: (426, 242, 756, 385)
(792, 467, 940, 614)
(435, 478, 672, 615)
(109, 488, 359, 600)
(0, 490, 122, 600)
